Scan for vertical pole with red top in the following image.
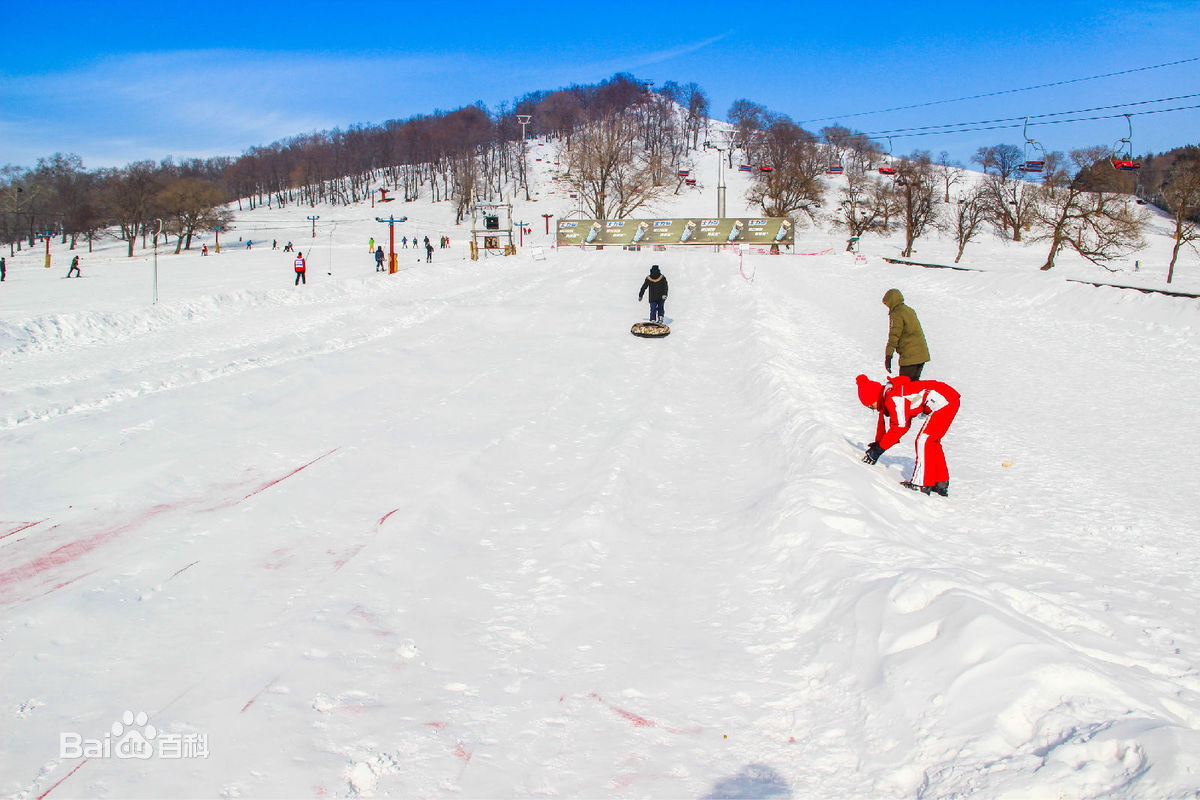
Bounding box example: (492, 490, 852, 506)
(374, 214, 408, 274)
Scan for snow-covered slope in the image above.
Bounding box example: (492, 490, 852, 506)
(2, 144, 1199, 799)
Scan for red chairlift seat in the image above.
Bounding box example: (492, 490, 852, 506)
(1112, 159, 1141, 171)
(685, 178, 697, 186)
(878, 166, 897, 175)
(827, 165, 844, 174)
(678, 170, 690, 177)
(759, 165, 773, 172)
(1020, 160, 1045, 173)
(739, 164, 752, 172)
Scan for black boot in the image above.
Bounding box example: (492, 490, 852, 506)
(929, 481, 949, 497)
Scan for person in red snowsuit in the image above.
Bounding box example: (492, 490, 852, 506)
(856, 373, 960, 496)
(294, 252, 306, 285)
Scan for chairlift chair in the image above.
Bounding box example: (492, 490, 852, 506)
(1018, 117, 1046, 174)
(1111, 113, 1141, 171)
(877, 136, 898, 176)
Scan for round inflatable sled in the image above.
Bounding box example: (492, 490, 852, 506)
(631, 321, 670, 338)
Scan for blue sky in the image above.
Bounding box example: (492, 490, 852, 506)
(2, 0, 1198, 171)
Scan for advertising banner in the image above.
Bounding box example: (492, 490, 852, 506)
(556, 217, 793, 247)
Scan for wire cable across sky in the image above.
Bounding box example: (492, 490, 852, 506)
(799, 55, 1200, 125)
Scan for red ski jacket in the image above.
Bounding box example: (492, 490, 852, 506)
(877, 376, 960, 450)
(294, 256, 306, 272)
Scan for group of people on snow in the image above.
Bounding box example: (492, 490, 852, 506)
(634, 265, 957, 498)
(856, 288, 957, 497)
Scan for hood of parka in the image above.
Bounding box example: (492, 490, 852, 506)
(882, 288, 904, 309)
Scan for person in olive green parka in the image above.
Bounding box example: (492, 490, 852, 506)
(882, 288, 929, 379)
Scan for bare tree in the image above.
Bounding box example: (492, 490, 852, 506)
(156, 178, 225, 252)
(934, 150, 962, 203)
(972, 144, 1023, 184)
(834, 170, 885, 246)
(941, 184, 986, 263)
(563, 112, 664, 220)
(746, 118, 825, 218)
(728, 99, 768, 162)
(108, 161, 160, 257)
(1158, 151, 1200, 283)
(980, 173, 1039, 242)
(1032, 147, 1148, 271)
(895, 152, 940, 257)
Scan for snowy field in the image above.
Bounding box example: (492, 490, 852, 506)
(3, 151, 1200, 799)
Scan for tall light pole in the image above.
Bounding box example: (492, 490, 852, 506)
(704, 139, 728, 219)
(152, 218, 162, 304)
(517, 114, 532, 201)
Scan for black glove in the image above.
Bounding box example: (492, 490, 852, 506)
(885, 354, 893, 372)
(862, 443, 884, 465)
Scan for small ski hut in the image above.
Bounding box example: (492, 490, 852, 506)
(469, 201, 516, 260)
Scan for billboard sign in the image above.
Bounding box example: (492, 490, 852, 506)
(556, 217, 793, 247)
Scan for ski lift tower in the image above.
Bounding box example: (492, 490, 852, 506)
(469, 200, 515, 260)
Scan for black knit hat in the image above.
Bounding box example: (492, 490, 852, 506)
(649, 264, 660, 276)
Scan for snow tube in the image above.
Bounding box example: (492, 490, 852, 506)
(631, 322, 670, 338)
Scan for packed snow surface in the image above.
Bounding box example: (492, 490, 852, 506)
(2, 148, 1200, 798)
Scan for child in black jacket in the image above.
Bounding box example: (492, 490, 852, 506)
(638, 265, 668, 322)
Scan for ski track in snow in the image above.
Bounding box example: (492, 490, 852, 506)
(3, 189, 1200, 796)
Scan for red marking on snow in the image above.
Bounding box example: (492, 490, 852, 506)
(0, 505, 176, 604)
(238, 448, 339, 503)
(589, 692, 697, 734)
(1, 519, 48, 540)
(425, 721, 447, 729)
(261, 546, 295, 570)
(379, 508, 400, 526)
(453, 740, 472, 763)
(312, 785, 327, 798)
(36, 758, 89, 799)
(332, 543, 365, 572)
(241, 674, 281, 713)
(40, 569, 98, 597)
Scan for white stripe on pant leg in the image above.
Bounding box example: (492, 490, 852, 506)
(912, 417, 932, 485)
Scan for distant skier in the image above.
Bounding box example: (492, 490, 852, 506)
(375, 246, 385, 271)
(857, 373, 959, 497)
(294, 251, 306, 285)
(66, 255, 81, 278)
(882, 288, 929, 379)
(284, 241, 294, 252)
(369, 237, 375, 253)
(202, 244, 209, 256)
(402, 236, 407, 249)
(1, 256, 6, 281)
(425, 242, 434, 263)
(638, 264, 668, 323)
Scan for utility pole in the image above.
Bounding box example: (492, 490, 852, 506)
(307, 215, 320, 237)
(541, 213, 554, 234)
(514, 220, 529, 248)
(374, 214, 408, 274)
(517, 114, 532, 201)
(152, 219, 162, 304)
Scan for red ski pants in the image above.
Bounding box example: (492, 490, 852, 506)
(910, 397, 959, 486)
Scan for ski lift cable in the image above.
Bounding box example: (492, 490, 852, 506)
(858, 92, 1200, 136)
(865, 102, 1200, 140)
(798, 55, 1200, 124)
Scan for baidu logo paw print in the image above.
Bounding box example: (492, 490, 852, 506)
(111, 710, 157, 759)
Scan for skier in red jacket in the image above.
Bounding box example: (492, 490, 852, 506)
(856, 373, 960, 496)
(293, 252, 306, 285)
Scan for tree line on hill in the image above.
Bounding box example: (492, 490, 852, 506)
(2, 73, 1197, 280)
